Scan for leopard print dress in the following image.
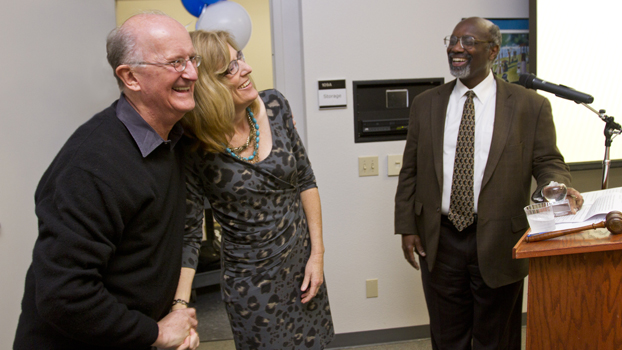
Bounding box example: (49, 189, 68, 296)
(184, 90, 334, 349)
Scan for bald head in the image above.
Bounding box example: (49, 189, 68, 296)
(106, 13, 189, 90)
(455, 17, 501, 49)
(459, 17, 493, 28)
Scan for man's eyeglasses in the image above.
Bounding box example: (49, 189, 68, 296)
(131, 56, 202, 73)
(224, 50, 245, 76)
(444, 35, 492, 49)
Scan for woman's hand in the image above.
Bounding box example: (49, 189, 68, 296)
(300, 252, 324, 304)
(175, 329, 200, 350)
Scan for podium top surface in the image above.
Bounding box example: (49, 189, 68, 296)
(513, 227, 622, 259)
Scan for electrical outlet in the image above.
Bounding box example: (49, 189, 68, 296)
(387, 154, 403, 176)
(366, 279, 378, 298)
(358, 156, 379, 177)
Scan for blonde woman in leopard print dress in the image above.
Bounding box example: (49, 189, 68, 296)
(177, 30, 334, 350)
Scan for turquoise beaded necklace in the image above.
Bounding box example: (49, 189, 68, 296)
(225, 107, 260, 163)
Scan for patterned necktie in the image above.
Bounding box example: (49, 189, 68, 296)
(448, 90, 476, 231)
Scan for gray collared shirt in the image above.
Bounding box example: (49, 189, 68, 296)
(116, 94, 184, 158)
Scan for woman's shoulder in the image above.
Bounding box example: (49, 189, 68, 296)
(260, 89, 291, 114)
(260, 90, 291, 119)
(259, 89, 287, 104)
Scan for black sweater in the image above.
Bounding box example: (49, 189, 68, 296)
(14, 102, 185, 350)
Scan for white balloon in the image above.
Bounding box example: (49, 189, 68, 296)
(195, 1, 252, 49)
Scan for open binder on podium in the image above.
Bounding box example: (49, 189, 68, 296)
(527, 186, 622, 238)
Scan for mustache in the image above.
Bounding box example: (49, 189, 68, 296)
(448, 52, 472, 61)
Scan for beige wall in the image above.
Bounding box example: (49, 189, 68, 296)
(115, 0, 273, 91)
(1, 2, 119, 348)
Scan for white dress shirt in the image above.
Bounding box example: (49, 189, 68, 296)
(441, 72, 497, 215)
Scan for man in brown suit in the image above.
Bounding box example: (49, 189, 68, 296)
(394, 17, 583, 350)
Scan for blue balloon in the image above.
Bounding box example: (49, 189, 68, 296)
(181, 0, 223, 18)
(181, 0, 205, 17)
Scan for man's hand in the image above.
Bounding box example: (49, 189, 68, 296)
(402, 234, 426, 270)
(153, 308, 198, 349)
(301, 252, 324, 304)
(566, 187, 584, 214)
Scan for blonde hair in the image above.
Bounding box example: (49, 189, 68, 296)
(183, 30, 260, 153)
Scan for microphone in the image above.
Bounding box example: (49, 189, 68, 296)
(518, 74, 594, 104)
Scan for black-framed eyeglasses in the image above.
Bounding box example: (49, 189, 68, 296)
(224, 50, 245, 76)
(444, 35, 492, 49)
(131, 56, 202, 72)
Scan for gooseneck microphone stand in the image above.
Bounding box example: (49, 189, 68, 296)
(579, 104, 621, 189)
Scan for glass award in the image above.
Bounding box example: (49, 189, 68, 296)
(541, 181, 572, 217)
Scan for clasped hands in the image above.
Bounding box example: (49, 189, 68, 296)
(154, 307, 200, 350)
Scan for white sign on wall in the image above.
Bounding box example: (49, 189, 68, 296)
(318, 79, 347, 109)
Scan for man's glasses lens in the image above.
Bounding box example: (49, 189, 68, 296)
(461, 36, 476, 48)
(444, 36, 478, 49)
(173, 56, 201, 72)
(444, 36, 456, 47)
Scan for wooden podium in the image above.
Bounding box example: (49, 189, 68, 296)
(513, 227, 622, 349)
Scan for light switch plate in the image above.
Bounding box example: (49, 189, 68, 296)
(366, 279, 378, 298)
(359, 156, 379, 176)
(387, 154, 403, 176)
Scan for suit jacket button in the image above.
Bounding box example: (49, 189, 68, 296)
(436, 207, 440, 212)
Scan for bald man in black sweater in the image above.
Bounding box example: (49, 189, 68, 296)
(14, 13, 201, 350)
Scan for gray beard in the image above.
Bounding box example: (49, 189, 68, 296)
(450, 64, 471, 79)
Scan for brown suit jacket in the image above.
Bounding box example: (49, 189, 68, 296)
(394, 76, 572, 288)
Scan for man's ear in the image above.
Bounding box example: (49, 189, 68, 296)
(489, 45, 500, 62)
(116, 64, 141, 92)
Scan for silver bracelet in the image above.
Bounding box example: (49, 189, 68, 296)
(171, 299, 189, 307)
